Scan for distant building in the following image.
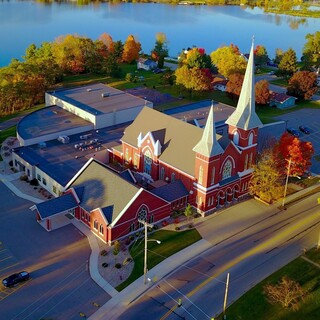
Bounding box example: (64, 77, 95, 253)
(137, 58, 157, 71)
(269, 92, 297, 109)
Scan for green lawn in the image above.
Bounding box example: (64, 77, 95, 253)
(219, 249, 320, 320)
(0, 126, 16, 144)
(116, 228, 202, 291)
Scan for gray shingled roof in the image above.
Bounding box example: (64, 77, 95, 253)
(69, 160, 140, 223)
(150, 180, 188, 202)
(121, 107, 204, 176)
(35, 193, 78, 219)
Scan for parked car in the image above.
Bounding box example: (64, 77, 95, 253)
(287, 128, 300, 137)
(268, 71, 275, 75)
(299, 125, 311, 134)
(2, 271, 30, 287)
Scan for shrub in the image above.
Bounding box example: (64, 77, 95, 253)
(113, 240, 120, 255)
(175, 227, 180, 231)
(125, 73, 134, 82)
(9, 160, 13, 167)
(115, 263, 122, 269)
(20, 174, 28, 181)
(30, 178, 39, 186)
(102, 262, 108, 268)
(123, 257, 132, 266)
(153, 224, 159, 230)
(100, 249, 108, 256)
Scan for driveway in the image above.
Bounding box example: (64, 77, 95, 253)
(0, 181, 111, 320)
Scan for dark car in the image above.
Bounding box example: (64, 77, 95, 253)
(299, 125, 311, 134)
(287, 128, 300, 137)
(2, 271, 30, 287)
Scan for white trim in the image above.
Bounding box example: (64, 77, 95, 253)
(236, 143, 257, 151)
(110, 188, 144, 227)
(193, 182, 220, 192)
(69, 187, 80, 204)
(238, 168, 253, 177)
(65, 158, 94, 189)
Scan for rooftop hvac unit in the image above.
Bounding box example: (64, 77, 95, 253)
(57, 135, 70, 144)
(101, 92, 110, 98)
(87, 88, 92, 92)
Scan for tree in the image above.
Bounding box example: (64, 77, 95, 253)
(264, 276, 307, 311)
(184, 204, 194, 224)
(273, 132, 314, 177)
(210, 45, 247, 78)
(254, 45, 268, 66)
(278, 48, 298, 78)
(175, 65, 213, 93)
(302, 31, 320, 71)
(184, 48, 212, 69)
(226, 73, 244, 99)
(249, 149, 284, 203)
(274, 48, 284, 65)
(99, 32, 115, 52)
(255, 80, 270, 105)
(151, 32, 168, 68)
(287, 71, 317, 101)
(122, 35, 141, 63)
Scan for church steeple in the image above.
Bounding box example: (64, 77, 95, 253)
(225, 38, 262, 130)
(193, 102, 223, 157)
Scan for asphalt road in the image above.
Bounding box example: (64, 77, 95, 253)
(0, 181, 111, 320)
(118, 192, 320, 320)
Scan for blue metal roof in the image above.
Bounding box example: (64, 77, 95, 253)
(150, 180, 188, 202)
(35, 193, 78, 219)
(101, 205, 114, 224)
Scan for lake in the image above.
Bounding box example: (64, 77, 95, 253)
(1, 1, 319, 67)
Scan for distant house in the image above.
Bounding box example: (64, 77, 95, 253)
(137, 58, 157, 71)
(212, 77, 228, 92)
(269, 92, 297, 109)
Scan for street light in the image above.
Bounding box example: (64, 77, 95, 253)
(138, 219, 161, 285)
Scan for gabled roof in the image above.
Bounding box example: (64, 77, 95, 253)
(150, 180, 188, 202)
(34, 193, 78, 219)
(193, 104, 224, 157)
(270, 92, 296, 103)
(225, 40, 262, 130)
(69, 159, 140, 222)
(121, 107, 205, 176)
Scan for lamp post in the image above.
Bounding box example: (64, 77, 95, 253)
(138, 219, 161, 285)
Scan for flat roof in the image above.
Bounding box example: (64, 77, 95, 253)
(17, 105, 92, 140)
(50, 83, 148, 116)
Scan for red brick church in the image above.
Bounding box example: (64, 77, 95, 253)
(111, 41, 262, 215)
(32, 41, 263, 244)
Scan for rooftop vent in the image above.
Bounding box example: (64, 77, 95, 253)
(87, 88, 92, 92)
(101, 92, 110, 98)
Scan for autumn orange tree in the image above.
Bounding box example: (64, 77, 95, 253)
(273, 132, 314, 177)
(226, 73, 244, 99)
(287, 71, 318, 101)
(122, 35, 141, 64)
(255, 79, 270, 105)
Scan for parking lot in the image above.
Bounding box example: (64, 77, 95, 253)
(0, 182, 111, 320)
(274, 108, 320, 174)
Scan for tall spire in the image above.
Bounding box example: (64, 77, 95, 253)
(225, 37, 262, 130)
(193, 102, 223, 157)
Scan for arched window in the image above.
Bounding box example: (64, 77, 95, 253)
(144, 149, 152, 175)
(99, 224, 104, 235)
(198, 166, 203, 185)
(125, 148, 129, 162)
(233, 131, 239, 145)
(211, 167, 215, 185)
(160, 167, 165, 180)
(171, 172, 175, 182)
(138, 206, 148, 222)
(94, 220, 98, 230)
(134, 154, 139, 168)
(248, 132, 254, 145)
(222, 160, 232, 179)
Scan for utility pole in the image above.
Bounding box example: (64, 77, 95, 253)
(223, 273, 230, 319)
(138, 219, 154, 285)
(281, 158, 292, 209)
